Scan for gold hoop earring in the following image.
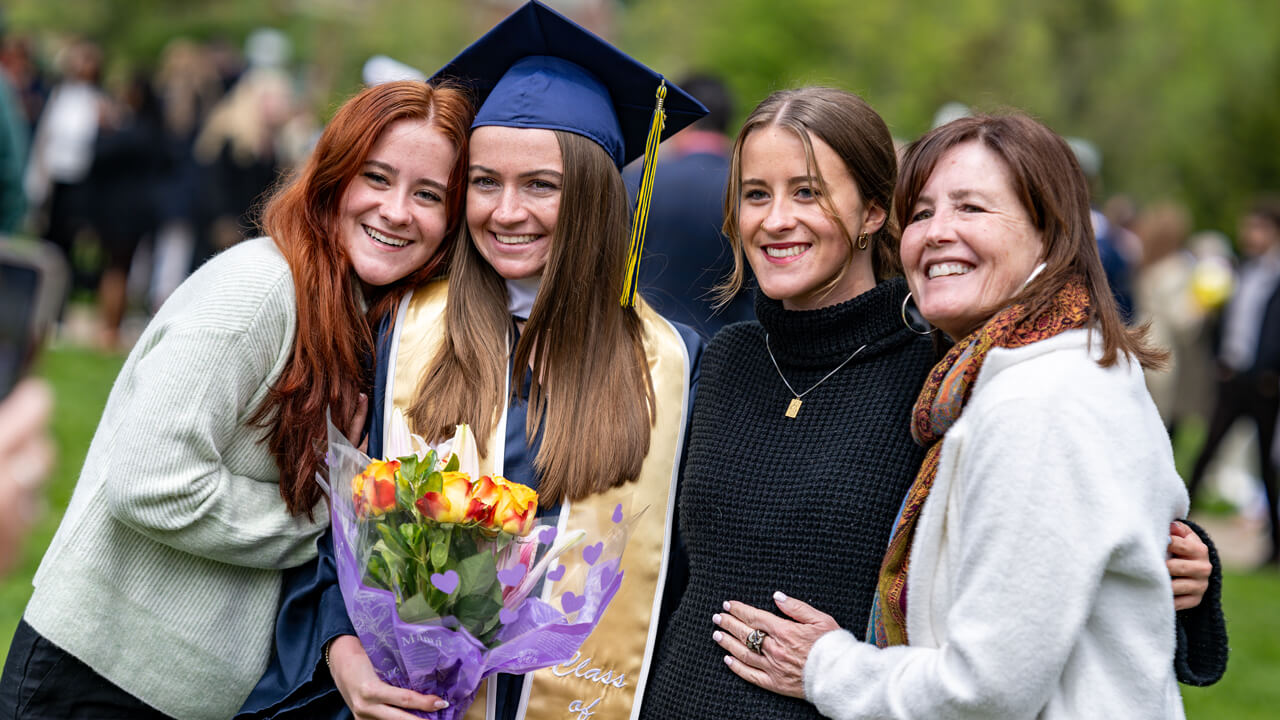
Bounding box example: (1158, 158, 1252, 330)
(856, 232, 869, 250)
(901, 292, 935, 335)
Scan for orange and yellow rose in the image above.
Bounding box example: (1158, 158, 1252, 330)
(413, 472, 537, 536)
(416, 471, 472, 524)
(352, 459, 400, 518)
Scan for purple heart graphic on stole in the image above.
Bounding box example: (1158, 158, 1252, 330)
(539, 526, 558, 545)
(497, 566, 526, 586)
(546, 564, 566, 582)
(582, 542, 603, 566)
(499, 607, 520, 624)
(430, 570, 459, 595)
(561, 591, 586, 613)
(612, 504, 623, 523)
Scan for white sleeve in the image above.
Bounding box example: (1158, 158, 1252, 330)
(805, 397, 1133, 719)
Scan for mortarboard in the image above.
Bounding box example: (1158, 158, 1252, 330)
(430, 0, 709, 306)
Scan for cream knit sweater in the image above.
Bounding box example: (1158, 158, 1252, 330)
(26, 238, 325, 720)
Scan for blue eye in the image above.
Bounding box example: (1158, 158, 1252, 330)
(909, 208, 933, 223)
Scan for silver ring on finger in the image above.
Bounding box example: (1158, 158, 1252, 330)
(746, 628, 768, 655)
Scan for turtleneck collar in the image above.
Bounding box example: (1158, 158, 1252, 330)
(754, 277, 912, 368)
(506, 275, 541, 320)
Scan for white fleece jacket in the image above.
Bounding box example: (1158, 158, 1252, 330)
(805, 329, 1188, 719)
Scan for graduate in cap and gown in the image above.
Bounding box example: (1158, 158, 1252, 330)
(238, 3, 708, 718)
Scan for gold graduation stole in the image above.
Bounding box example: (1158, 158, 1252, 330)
(386, 279, 692, 719)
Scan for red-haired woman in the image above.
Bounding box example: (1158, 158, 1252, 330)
(0, 80, 472, 720)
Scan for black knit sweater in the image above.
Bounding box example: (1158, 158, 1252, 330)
(642, 278, 937, 719)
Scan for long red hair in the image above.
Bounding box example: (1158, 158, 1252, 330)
(250, 81, 473, 517)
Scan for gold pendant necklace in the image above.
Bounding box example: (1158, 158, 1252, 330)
(766, 333, 867, 418)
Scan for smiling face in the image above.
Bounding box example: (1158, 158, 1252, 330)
(339, 118, 456, 288)
(466, 126, 564, 280)
(900, 141, 1045, 339)
(737, 126, 884, 311)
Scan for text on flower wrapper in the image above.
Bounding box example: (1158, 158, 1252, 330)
(550, 651, 628, 689)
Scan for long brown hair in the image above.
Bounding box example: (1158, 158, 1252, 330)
(894, 113, 1165, 369)
(409, 131, 655, 505)
(717, 86, 900, 306)
(252, 81, 473, 517)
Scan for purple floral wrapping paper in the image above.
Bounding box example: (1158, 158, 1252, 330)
(325, 424, 626, 719)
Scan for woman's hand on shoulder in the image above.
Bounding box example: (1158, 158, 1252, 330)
(1168, 521, 1212, 611)
(327, 635, 449, 719)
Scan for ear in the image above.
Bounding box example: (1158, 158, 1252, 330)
(862, 202, 888, 236)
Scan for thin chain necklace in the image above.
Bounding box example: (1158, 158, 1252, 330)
(765, 333, 868, 418)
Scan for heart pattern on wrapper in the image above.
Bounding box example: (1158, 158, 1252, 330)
(612, 504, 623, 523)
(582, 542, 603, 566)
(561, 591, 586, 613)
(546, 564, 565, 582)
(539, 526, 558, 545)
(497, 566, 526, 586)
(430, 570, 459, 595)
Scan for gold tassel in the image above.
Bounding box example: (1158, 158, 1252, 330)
(620, 79, 667, 307)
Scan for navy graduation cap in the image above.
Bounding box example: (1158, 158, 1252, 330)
(431, 0, 709, 306)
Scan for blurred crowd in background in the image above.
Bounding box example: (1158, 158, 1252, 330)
(1, 5, 1279, 567)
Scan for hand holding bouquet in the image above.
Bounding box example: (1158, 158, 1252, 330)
(324, 412, 630, 718)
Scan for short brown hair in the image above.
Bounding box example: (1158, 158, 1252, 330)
(717, 87, 900, 306)
(895, 113, 1164, 369)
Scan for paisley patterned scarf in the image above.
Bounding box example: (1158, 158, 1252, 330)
(868, 275, 1092, 647)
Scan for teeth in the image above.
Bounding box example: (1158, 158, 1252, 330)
(365, 226, 408, 247)
(928, 262, 972, 278)
(495, 234, 539, 246)
(765, 245, 807, 258)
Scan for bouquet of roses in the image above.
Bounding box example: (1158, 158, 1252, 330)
(322, 412, 630, 719)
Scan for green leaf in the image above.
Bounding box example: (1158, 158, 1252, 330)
(377, 522, 415, 558)
(456, 546, 498, 597)
(423, 470, 443, 496)
(398, 592, 440, 624)
(430, 527, 450, 570)
(443, 452, 460, 472)
(365, 553, 392, 590)
(454, 593, 501, 638)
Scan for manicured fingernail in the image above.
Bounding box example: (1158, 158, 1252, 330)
(713, 630, 723, 642)
(712, 613, 721, 625)
(724, 655, 734, 666)
(435, 700, 450, 709)
(774, 591, 788, 603)
(723, 601, 731, 611)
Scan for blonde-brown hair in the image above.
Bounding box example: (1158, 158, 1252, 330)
(717, 87, 900, 306)
(408, 131, 655, 505)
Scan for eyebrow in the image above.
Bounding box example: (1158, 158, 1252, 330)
(469, 164, 563, 182)
(741, 175, 820, 186)
(365, 160, 448, 192)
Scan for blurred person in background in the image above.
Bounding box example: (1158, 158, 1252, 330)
(0, 378, 53, 578)
(0, 49, 28, 234)
(1189, 198, 1280, 565)
(192, 29, 295, 268)
(1068, 138, 1140, 323)
(23, 39, 106, 291)
(623, 72, 754, 337)
(1134, 201, 1215, 437)
(150, 38, 226, 310)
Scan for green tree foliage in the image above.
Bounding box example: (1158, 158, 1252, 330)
(621, 0, 1280, 236)
(5, 0, 1277, 235)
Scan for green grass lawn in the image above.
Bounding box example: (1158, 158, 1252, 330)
(3, 346, 1279, 717)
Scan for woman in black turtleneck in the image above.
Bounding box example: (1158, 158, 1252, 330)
(641, 87, 1225, 720)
